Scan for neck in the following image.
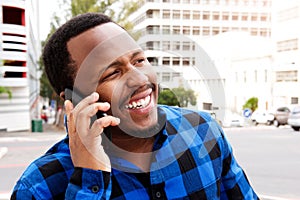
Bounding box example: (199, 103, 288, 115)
(112, 134, 155, 153)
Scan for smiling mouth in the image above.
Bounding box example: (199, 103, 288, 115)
(124, 95, 151, 109)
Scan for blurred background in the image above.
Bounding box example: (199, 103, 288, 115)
(0, 0, 300, 199)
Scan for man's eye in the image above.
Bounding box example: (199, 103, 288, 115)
(134, 58, 146, 66)
(103, 70, 120, 80)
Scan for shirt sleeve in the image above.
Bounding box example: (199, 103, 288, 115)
(219, 129, 259, 200)
(11, 167, 111, 200)
(11, 182, 36, 200)
(65, 167, 111, 200)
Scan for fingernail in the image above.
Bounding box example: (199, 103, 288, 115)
(115, 117, 120, 124)
(93, 92, 99, 100)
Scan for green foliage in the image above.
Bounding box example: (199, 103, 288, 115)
(242, 97, 258, 112)
(158, 89, 180, 106)
(0, 86, 12, 99)
(158, 87, 197, 107)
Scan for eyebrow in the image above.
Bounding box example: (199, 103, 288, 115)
(106, 49, 143, 69)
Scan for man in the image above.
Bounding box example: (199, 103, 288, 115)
(11, 13, 259, 199)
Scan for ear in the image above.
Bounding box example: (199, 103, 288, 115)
(60, 91, 66, 100)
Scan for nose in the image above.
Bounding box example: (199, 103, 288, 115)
(125, 67, 148, 88)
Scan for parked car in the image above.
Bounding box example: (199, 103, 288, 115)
(251, 110, 274, 125)
(273, 107, 290, 127)
(222, 112, 245, 128)
(288, 106, 300, 131)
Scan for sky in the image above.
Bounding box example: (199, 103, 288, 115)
(38, 0, 60, 40)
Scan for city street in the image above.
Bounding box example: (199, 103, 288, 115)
(224, 125, 300, 200)
(0, 124, 300, 200)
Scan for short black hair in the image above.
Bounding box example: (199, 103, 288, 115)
(42, 13, 113, 96)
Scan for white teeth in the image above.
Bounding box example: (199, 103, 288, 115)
(125, 95, 151, 109)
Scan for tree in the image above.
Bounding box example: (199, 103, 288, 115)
(0, 60, 12, 99)
(158, 89, 180, 106)
(243, 97, 258, 112)
(0, 86, 12, 99)
(158, 87, 197, 107)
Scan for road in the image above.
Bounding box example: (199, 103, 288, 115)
(0, 125, 300, 200)
(0, 128, 65, 200)
(225, 125, 300, 200)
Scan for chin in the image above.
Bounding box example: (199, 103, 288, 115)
(118, 118, 160, 138)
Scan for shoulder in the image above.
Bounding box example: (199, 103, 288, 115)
(13, 137, 73, 199)
(158, 105, 214, 125)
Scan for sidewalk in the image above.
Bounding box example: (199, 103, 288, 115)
(0, 123, 66, 159)
(0, 123, 66, 138)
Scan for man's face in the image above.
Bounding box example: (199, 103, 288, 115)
(67, 23, 159, 137)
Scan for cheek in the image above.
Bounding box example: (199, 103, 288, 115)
(96, 84, 112, 102)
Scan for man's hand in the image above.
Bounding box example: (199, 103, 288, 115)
(64, 92, 120, 172)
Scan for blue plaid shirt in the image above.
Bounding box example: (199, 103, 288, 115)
(11, 105, 259, 199)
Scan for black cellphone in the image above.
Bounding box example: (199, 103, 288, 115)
(64, 88, 112, 142)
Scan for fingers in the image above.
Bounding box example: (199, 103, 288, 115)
(73, 92, 99, 113)
(64, 92, 119, 137)
(64, 100, 75, 135)
(90, 116, 120, 136)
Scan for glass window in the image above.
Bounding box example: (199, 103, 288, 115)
(172, 41, 180, 50)
(183, 10, 190, 19)
(173, 10, 181, 19)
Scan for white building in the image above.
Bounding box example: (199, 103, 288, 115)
(129, 0, 273, 119)
(0, 0, 41, 131)
(271, 0, 300, 108)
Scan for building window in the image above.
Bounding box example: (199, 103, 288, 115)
(162, 25, 170, 34)
(222, 12, 229, 20)
(212, 12, 219, 20)
(203, 27, 210, 35)
(232, 12, 238, 20)
(163, 10, 170, 19)
(183, 26, 190, 35)
(182, 42, 190, 50)
(193, 11, 200, 20)
(147, 57, 158, 66)
(212, 27, 219, 35)
(203, 11, 210, 20)
(162, 57, 170, 65)
(183, 10, 190, 19)
(250, 28, 258, 36)
(162, 41, 171, 50)
(172, 41, 180, 50)
(242, 13, 248, 21)
(3, 6, 25, 25)
(182, 58, 190, 66)
(192, 26, 200, 35)
(291, 97, 299, 104)
(172, 26, 180, 34)
(173, 10, 180, 19)
(251, 15, 258, 21)
(276, 70, 298, 82)
(146, 10, 154, 18)
(277, 39, 298, 52)
(261, 15, 268, 21)
(172, 57, 180, 65)
(182, 0, 190, 3)
(162, 72, 171, 82)
(146, 25, 160, 34)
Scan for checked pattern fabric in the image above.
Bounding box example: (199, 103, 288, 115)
(11, 105, 259, 199)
